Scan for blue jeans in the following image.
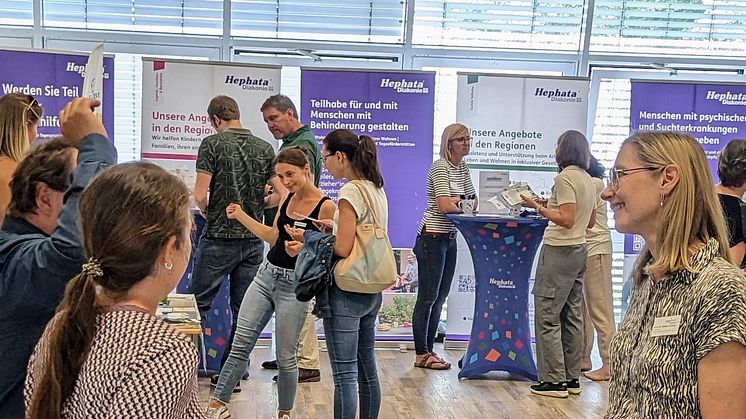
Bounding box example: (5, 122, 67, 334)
(412, 234, 457, 354)
(213, 261, 309, 410)
(323, 286, 382, 419)
(188, 232, 263, 366)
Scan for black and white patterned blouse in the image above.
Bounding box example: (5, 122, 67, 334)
(605, 239, 746, 418)
(25, 307, 205, 418)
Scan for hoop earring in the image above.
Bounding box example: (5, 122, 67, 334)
(165, 261, 173, 274)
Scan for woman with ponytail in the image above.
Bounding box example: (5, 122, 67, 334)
(25, 162, 204, 418)
(290, 129, 388, 419)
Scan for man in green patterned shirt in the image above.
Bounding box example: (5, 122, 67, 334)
(189, 95, 281, 384)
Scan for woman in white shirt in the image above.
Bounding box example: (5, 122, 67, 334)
(293, 128, 389, 419)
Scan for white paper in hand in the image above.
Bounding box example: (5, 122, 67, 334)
(501, 182, 539, 207)
(82, 43, 104, 115)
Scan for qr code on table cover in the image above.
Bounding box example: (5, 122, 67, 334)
(457, 274, 475, 293)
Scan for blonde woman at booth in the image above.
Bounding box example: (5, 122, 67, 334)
(412, 123, 476, 370)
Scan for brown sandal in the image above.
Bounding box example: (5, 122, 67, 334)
(414, 353, 450, 370)
(429, 352, 452, 368)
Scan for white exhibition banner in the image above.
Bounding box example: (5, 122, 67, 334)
(141, 58, 281, 190)
(457, 73, 589, 174)
(446, 74, 589, 342)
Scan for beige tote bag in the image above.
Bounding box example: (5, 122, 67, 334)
(334, 181, 397, 293)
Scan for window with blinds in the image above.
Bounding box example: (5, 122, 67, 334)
(42, 0, 224, 35)
(113, 53, 142, 163)
(413, 0, 586, 50)
(589, 76, 634, 324)
(592, 0, 746, 55)
(0, 1, 33, 26)
(231, 0, 406, 43)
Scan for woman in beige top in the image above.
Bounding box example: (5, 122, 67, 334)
(521, 130, 597, 398)
(0, 93, 43, 223)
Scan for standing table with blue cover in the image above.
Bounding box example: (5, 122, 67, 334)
(448, 214, 548, 381)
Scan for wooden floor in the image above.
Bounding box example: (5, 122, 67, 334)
(198, 346, 609, 418)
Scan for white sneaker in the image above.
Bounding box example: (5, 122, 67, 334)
(206, 403, 230, 419)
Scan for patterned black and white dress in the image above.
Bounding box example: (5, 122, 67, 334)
(605, 239, 746, 418)
(25, 307, 205, 418)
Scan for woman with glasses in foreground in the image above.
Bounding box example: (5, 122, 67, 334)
(412, 123, 476, 370)
(0, 93, 43, 222)
(603, 131, 746, 418)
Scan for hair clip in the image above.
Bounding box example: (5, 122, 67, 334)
(23, 98, 41, 120)
(81, 258, 104, 278)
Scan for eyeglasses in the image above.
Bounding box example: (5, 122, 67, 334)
(607, 166, 660, 191)
(323, 153, 336, 160)
(449, 136, 471, 144)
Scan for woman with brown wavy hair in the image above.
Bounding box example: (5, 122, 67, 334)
(25, 162, 204, 418)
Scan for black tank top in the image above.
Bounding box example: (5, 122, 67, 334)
(266, 193, 330, 269)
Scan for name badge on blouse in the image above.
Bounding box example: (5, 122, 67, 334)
(650, 315, 682, 337)
(293, 221, 307, 228)
(450, 181, 460, 191)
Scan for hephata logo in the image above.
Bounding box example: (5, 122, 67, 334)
(705, 90, 746, 105)
(380, 78, 430, 94)
(534, 87, 582, 103)
(489, 278, 516, 289)
(225, 75, 274, 92)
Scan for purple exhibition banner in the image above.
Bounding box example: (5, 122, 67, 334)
(0, 48, 114, 141)
(626, 80, 746, 254)
(301, 69, 435, 249)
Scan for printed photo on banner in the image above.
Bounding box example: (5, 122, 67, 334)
(375, 249, 418, 340)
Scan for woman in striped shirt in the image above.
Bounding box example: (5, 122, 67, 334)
(412, 123, 476, 370)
